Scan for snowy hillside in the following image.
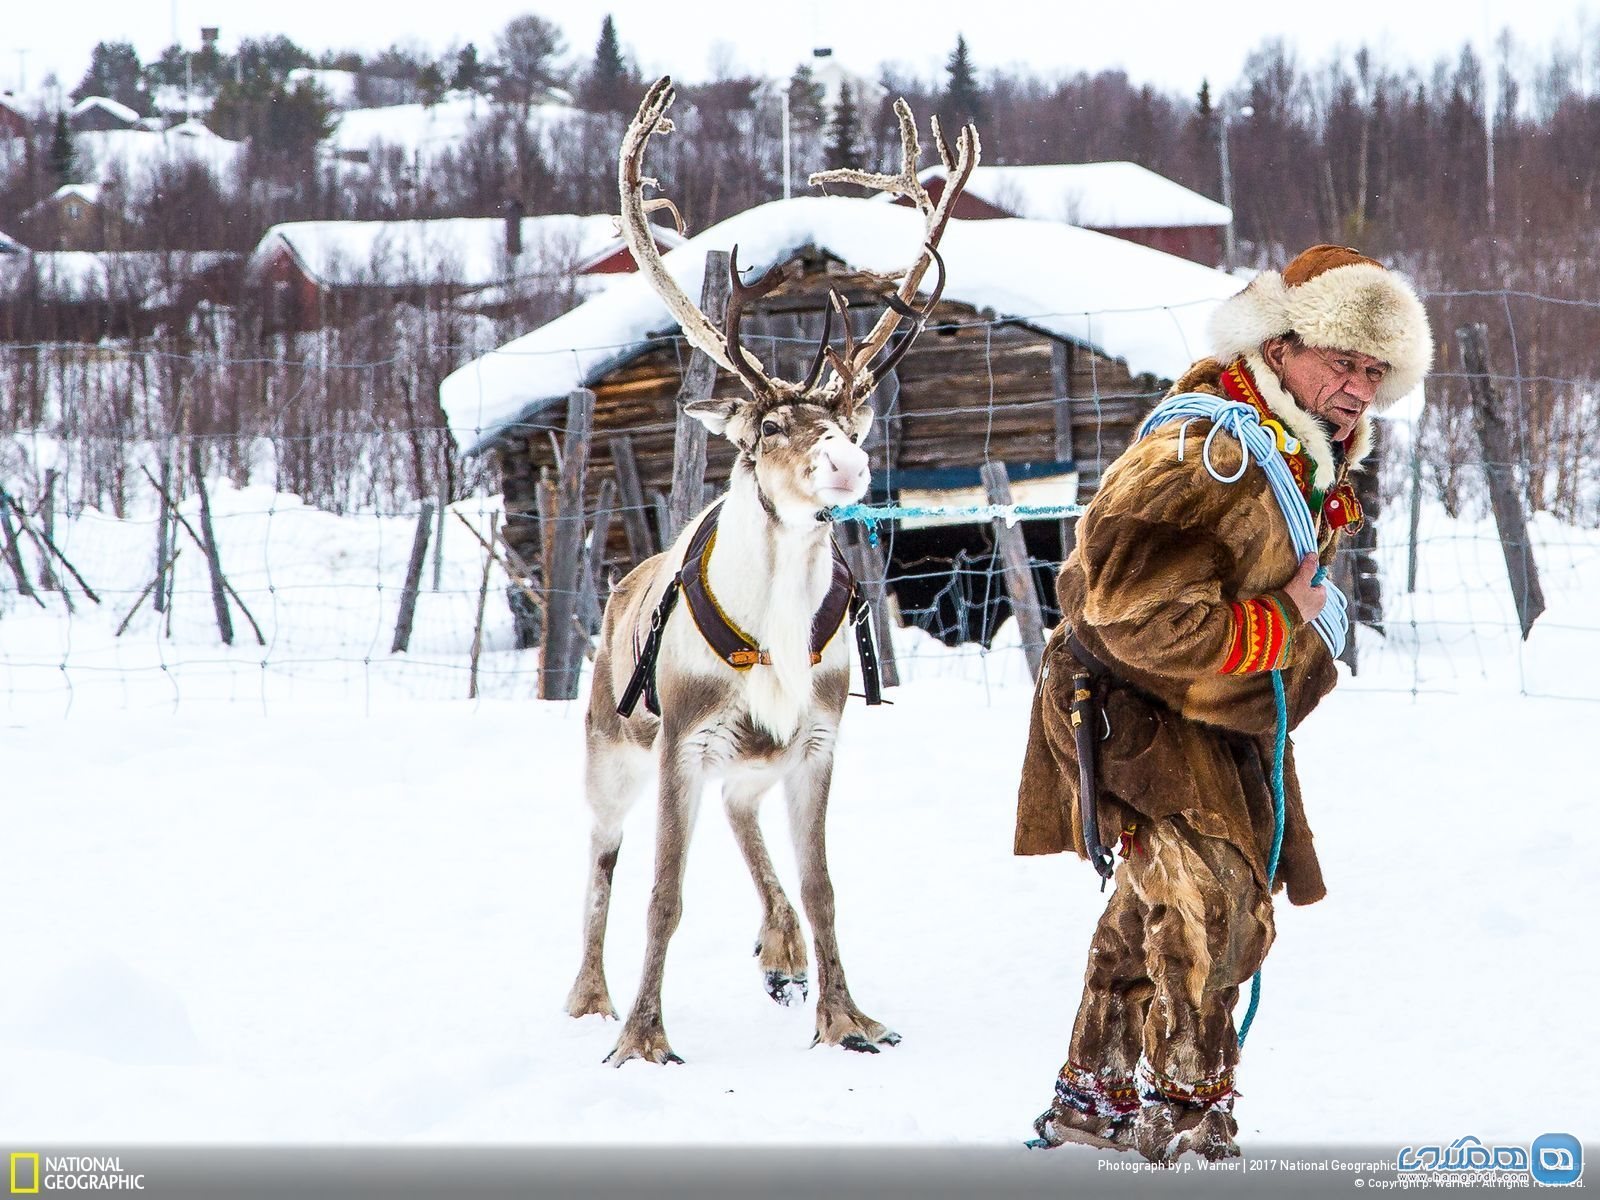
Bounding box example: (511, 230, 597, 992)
(0, 483, 1595, 1153)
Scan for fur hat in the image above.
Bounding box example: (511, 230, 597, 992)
(1207, 244, 1433, 409)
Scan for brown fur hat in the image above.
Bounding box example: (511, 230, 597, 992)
(1207, 244, 1433, 409)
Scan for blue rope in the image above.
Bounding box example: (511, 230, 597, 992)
(827, 500, 1087, 546)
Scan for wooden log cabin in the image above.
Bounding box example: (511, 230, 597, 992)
(440, 196, 1240, 648)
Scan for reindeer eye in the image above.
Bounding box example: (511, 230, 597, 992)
(760, 420, 782, 439)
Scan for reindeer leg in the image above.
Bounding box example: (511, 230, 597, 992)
(724, 779, 808, 1006)
(606, 742, 703, 1067)
(785, 756, 900, 1053)
(566, 739, 649, 1020)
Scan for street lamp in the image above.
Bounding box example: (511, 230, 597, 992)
(1218, 103, 1253, 271)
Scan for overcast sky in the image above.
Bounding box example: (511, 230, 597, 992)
(5, 0, 1595, 103)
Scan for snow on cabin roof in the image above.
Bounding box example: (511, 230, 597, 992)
(69, 95, 142, 125)
(246, 215, 678, 290)
(439, 195, 1244, 457)
(917, 162, 1231, 230)
(21, 183, 105, 221)
(0, 229, 25, 253)
(73, 124, 244, 188)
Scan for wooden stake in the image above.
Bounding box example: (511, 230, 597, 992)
(391, 500, 436, 654)
(0, 488, 43, 606)
(666, 249, 730, 543)
(541, 388, 595, 701)
(1456, 323, 1547, 639)
(187, 442, 233, 646)
(139, 467, 266, 646)
(981, 461, 1046, 680)
(117, 549, 181, 637)
(469, 513, 499, 700)
(1, 489, 101, 604)
(607, 434, 656, 565)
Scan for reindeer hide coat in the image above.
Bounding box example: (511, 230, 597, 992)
(1013, 358, 1365, 907)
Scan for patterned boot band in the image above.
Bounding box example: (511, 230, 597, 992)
(1056, 1061, 1142, 1119)
(1135, 1059, 1236, 1111)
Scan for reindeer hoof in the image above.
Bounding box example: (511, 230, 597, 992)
(812, 1025, 900, 1053)
(604, 1025, 684, 1067)
(839, 1034, 880, 1054)
(764, 970, 809, 1007)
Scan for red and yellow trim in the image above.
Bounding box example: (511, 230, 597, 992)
(1220, 594, 1295, 674)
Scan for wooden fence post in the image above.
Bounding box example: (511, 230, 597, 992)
(391, 499, 435, 653)
(666, 249, 731, 543)
(607, 434, 656, 565)
(39, 470, 59, 591)
(1050, 341, 1078, 561)
(578, 476, 617, 636)
(0, 489, 41, 605)
(469, 513, 499, 700)
(1456, 323, 1546, 639)
(840, 526, 900, 690)
(541, 388, 595, 700)
(188, 443, 234, 647)
(980, 461, 1046, 680)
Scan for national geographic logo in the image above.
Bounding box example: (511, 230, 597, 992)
(7, 1154, 144, 1192)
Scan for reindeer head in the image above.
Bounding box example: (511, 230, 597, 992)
(618, 76, 980, 522)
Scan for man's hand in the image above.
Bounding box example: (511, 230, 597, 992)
(1282, 552, 1326, 621)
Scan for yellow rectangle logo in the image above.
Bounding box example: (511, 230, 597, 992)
(9, 1152, 40, 1194)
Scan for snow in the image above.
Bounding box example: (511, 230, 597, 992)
(74, 124, 245, 191)
(326, 96, 581, 170)
(286, 68, 361, 108)
(0, 476, 1595, 1148)
(440, 195, 1243, 456)
(70, 95, 141, 126)
(0, 250, 234, 303)
(919, 162, 1233, 230)
(245, 215, 667, 290)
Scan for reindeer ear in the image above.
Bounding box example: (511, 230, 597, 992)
(682, 396, 741, 435)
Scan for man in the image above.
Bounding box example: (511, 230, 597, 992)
(1016, 246, 1432, 1163)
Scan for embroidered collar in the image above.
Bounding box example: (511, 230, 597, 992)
(1217, 358, 1364, 533)
(678, 501, 854, 671)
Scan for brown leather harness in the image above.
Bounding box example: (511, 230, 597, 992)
(617, 501, 883, 718)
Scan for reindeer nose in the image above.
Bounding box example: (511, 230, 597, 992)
(817, 437, 870, 496)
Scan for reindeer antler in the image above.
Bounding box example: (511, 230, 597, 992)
(620, 77, 763, 384)
(809, 100, 980, 404)
(620, 77, 979, 408)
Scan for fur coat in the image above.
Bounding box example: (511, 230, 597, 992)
(1014, 356, 1371, 907)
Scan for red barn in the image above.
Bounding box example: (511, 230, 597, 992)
(906, 162, 1230, 267)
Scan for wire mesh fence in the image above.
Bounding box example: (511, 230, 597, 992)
(1, 287, 1596, 714)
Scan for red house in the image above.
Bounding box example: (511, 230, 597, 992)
(906, 162, 1230, 267)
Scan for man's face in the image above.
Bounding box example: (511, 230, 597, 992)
(1263, 336, 1389, 442)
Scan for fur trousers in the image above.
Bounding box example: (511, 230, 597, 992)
(1058, 817, 1275, 1113)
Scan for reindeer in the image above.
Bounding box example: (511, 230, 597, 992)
(564, 76, 978, 1067)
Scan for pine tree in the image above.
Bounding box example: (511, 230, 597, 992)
(787, 63, 826, 130)
(825, 80, 863, 170)
(943, 34, 983, 128)
(581, 15, 631, 114)
(452, 44, 485, 94)
(417, 63, 447, 108)
(49, 114, 77, 187)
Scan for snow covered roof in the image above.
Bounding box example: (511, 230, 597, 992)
(70, 95, 141, 126)
(0, 229, 25, 253)
(918, 162, 1231, 230)
(247, 215, 678, 290)
(73, 124, 244, 189)
(326, 96, 580, 167)
(0, 250, 234, 302)
(440, 195, 1243, 456)
(21, 184, 105, 221)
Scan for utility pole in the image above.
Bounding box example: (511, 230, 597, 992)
(1217, 104, 1253, 271)
(781, 87, 791, 201)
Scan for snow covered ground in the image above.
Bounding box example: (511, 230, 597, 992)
(1, 483, 1596, 1151)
